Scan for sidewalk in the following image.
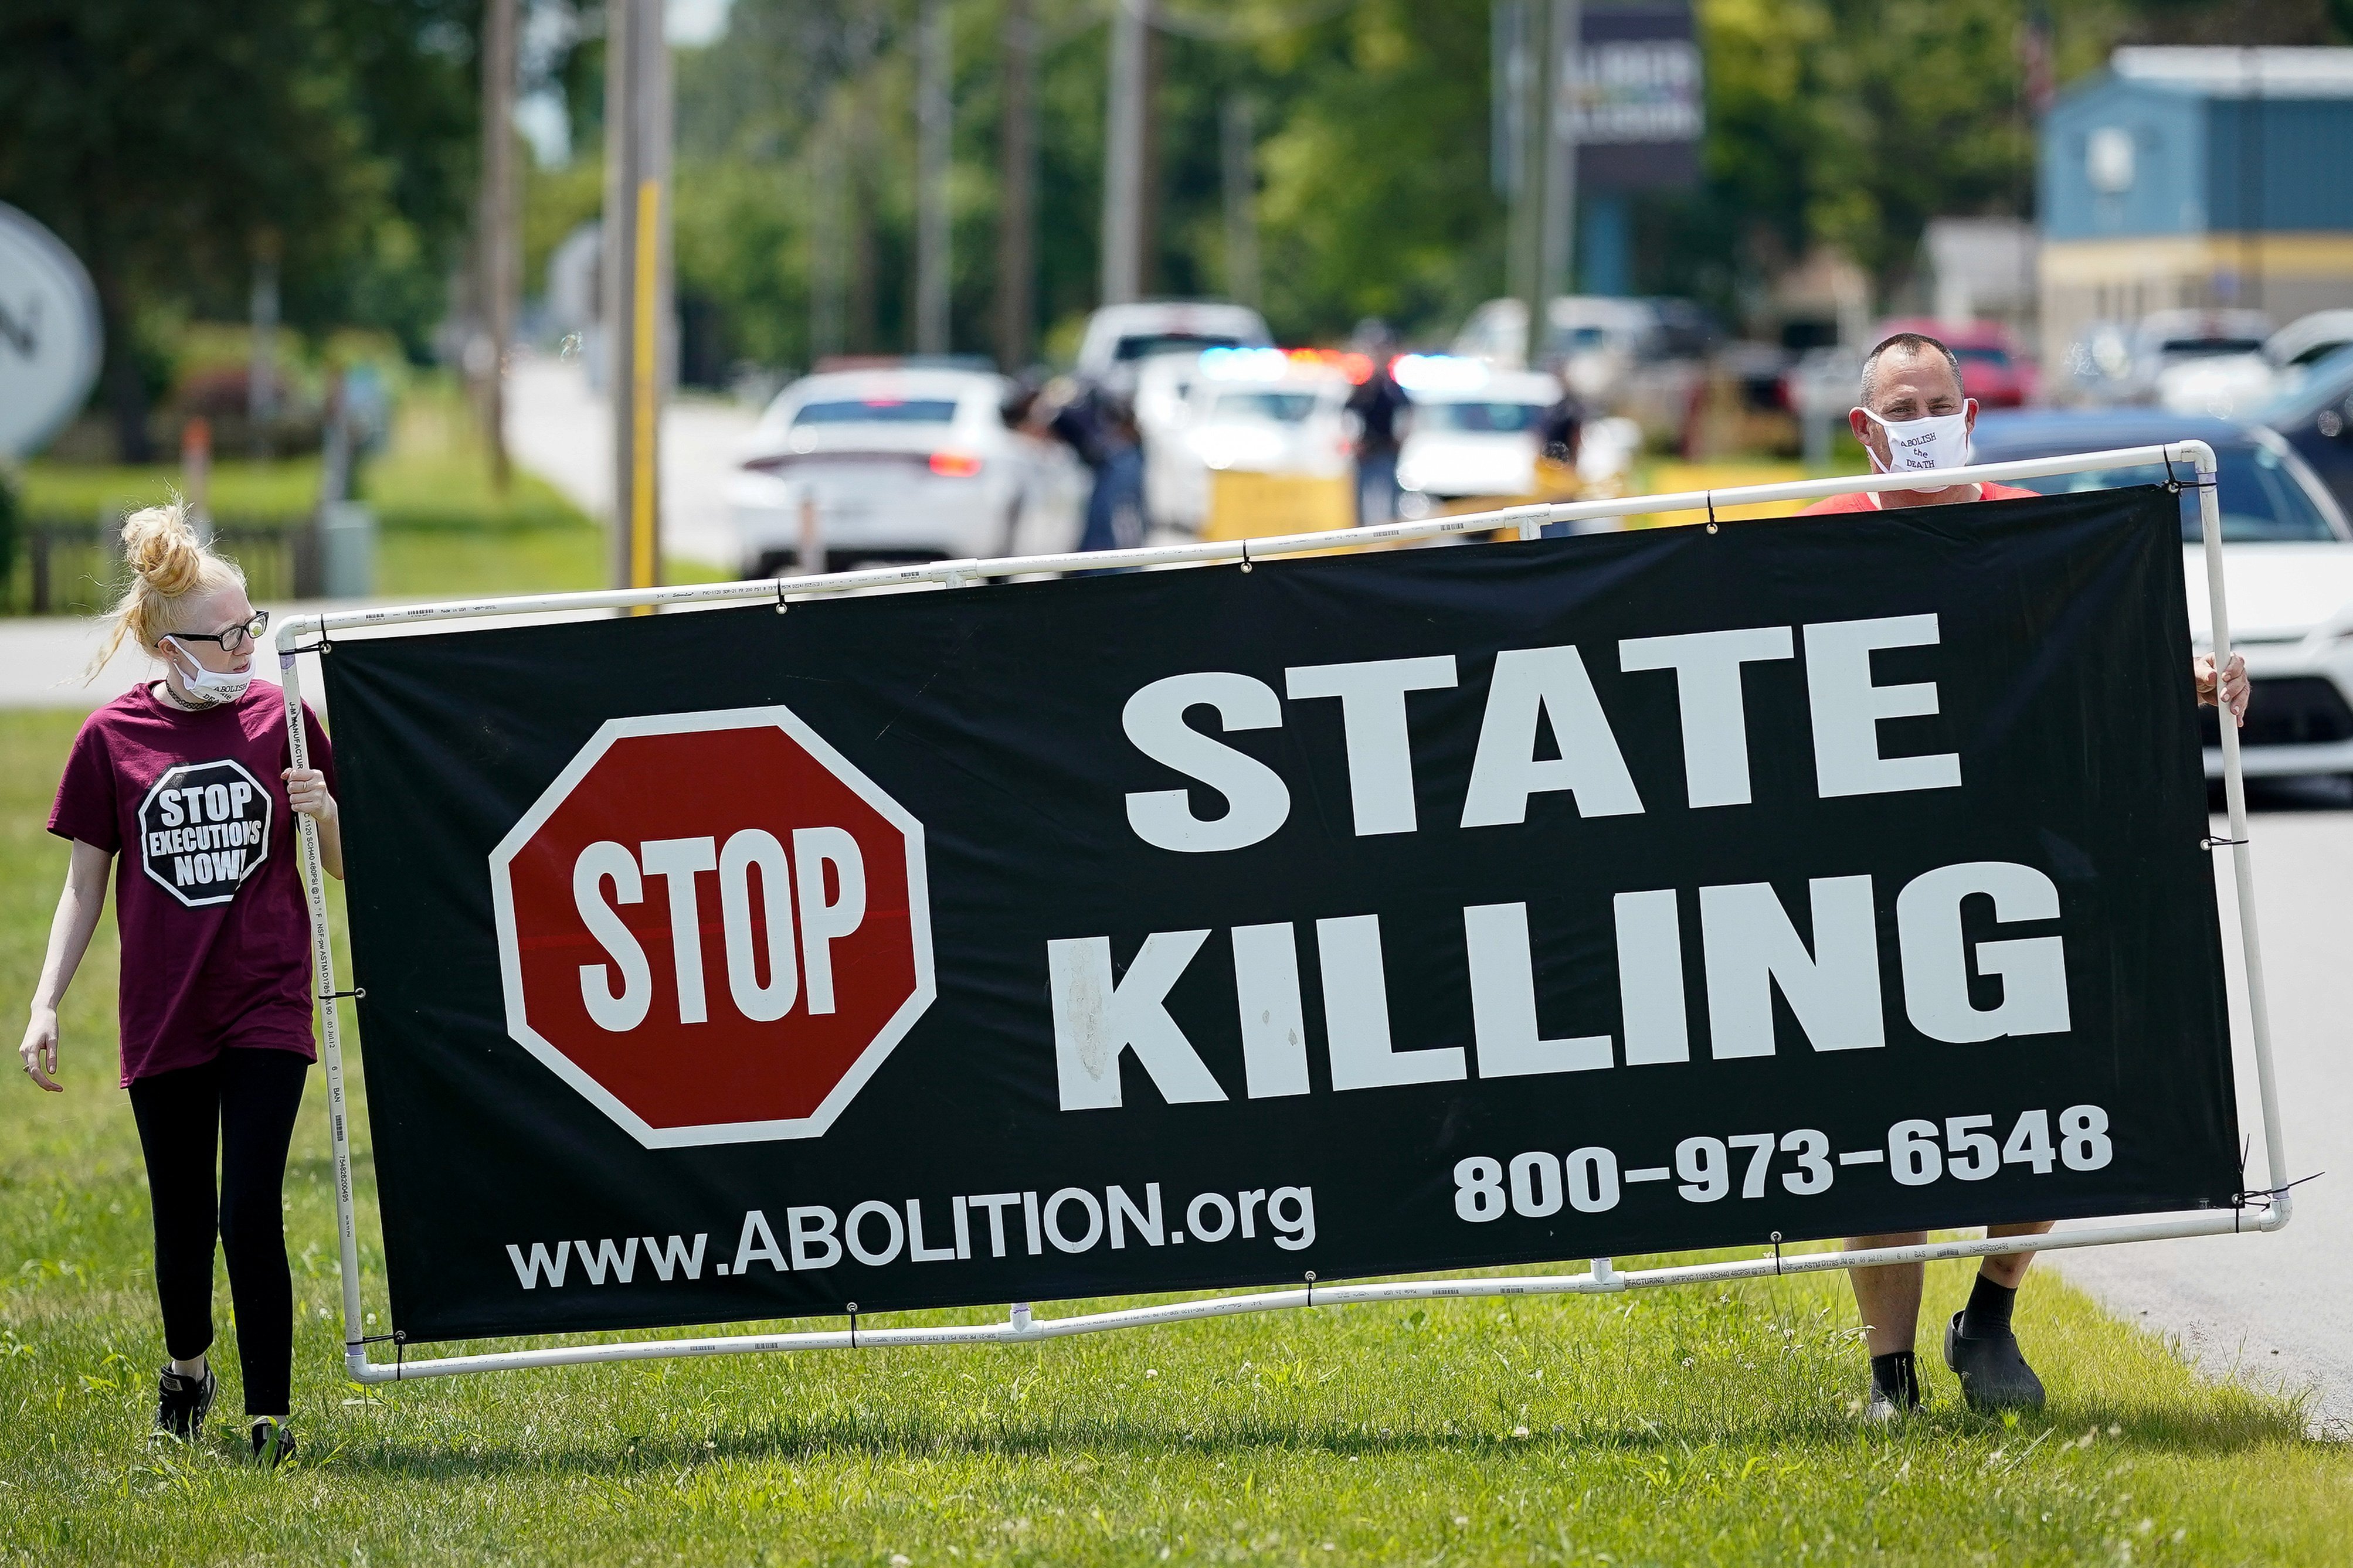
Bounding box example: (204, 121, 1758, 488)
(505, 352, 760, 572)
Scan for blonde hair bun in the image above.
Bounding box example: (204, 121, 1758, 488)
(87, 498, 247, 679)
(121, 504, 208, 597)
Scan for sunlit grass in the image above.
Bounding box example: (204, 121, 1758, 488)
(1, 708, 2343, 1566)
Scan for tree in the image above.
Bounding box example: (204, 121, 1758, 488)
(0, 0, 479, 458)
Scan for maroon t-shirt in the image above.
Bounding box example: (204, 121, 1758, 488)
(47, 680, 335, 1085)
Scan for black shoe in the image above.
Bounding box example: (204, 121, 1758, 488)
(155, 1364, 216, 1440)
(250, 1419, 297, 1468)
(1944, 1310, 2046, 1411)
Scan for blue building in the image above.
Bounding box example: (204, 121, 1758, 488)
(2040, 47, 2353, 363)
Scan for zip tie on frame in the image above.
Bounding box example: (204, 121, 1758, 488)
(2202, 835, 2249, 849)
(1769, 1231, 1783, 1276)
(847, 1302, 860, 1348)
(773, 578, 790, 614)
(354, 1329, 408, 1379)
(2162, 453, 2220, 494)
(287, 639, 335, 657)
(1705, 492, 1719, 533)
(2235, 1171, 2324, 1209)
(1239, 539, 1254, 573)
(1305, 1270, 1316, 1307)
(320, 987, 366, 1002)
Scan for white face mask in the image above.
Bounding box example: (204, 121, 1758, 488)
(1855, 404, 1973, 494)
(162, 637, 254, 708)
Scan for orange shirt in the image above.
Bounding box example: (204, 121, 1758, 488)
(1799, 481, 2042, 515)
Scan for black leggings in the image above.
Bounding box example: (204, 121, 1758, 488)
(127, 1047, 310, 1417)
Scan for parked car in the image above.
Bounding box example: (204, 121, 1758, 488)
(2264, 311, 2353, 402)
(2138, 308, 2277, 417)
(1389, 356, 1563, 515)
(1870, 318, 2037, 407)
(1074, 301, 1272, 394)
(1970, 410, 2353, 781)
(2060, 309, 2277, 413)
(728, 365, 1084, 576)
(2264, 342, 2353, 521)
(1451, 295, 1714, 447)
(1132, 350, 1213, 531)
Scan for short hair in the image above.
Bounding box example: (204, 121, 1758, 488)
(1858, 332, 1964, 407)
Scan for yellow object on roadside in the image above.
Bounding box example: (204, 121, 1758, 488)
(1202, 470, 1355, 542)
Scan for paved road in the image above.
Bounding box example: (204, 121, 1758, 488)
(2051, 780, 2353, 1437)
(0, 609, 338, 712)
(505, 351, 760, 572)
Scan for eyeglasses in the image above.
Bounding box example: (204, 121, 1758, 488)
(169, 609, 270, 656)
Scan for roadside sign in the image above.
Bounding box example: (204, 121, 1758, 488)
(0, 202, 102, 458)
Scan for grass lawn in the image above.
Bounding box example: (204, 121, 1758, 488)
(10, 379, 726, 611)
(1, 703, 2344, 1564)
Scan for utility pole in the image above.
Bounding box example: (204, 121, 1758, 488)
(1220, 94, 1260, 309)
(1513, 0, 1581, 367)
(1512, 0, 1552, 369)
(811, 124, 846, 360)
(1100, 0, 1150, 306)
(603, 0, 671, 595)
(479, 0, 520, 492)
(994, 0, 1037, 369)
(915, 0, 952, 355)
(1540, 1, 1581, 304)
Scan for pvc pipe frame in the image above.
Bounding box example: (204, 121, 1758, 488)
(274, 442, 2291, 1385)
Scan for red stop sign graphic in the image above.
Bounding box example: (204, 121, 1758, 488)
(490, 706, 933, 1146)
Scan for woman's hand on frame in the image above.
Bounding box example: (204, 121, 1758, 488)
(283, 767, 336, 822)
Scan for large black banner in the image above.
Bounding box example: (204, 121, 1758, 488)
(327, 487, 2240, 1342)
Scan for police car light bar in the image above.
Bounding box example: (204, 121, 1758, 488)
(1391, 354, 1494, 393)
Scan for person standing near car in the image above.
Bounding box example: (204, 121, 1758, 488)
(17, 502, 340, 1467)
(1346, 319, 1411, 525)
(1801, 332, 2249, 1420)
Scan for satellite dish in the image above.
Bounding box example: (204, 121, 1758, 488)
(0, 202, 104, 459)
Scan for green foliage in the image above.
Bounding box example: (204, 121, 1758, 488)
(0, 0, 480, 455)
(16, 461, 324, 529)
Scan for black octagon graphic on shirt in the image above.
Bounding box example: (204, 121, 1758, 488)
(137, 759, 274, 909)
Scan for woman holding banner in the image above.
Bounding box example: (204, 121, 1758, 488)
(16, 502, 340, 1468)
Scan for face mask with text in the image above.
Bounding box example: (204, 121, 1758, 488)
(1855, 404, 1974, 495)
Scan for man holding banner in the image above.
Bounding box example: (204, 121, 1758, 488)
(1805, 331, 2250, 1419)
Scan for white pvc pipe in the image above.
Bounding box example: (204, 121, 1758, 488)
(2186, 440, 2294, 1204)
(274, 444, 2209, 651)
(350, 1209, 2253, 1383)
(273, 444, 2290, 1385)
(275, 651, 369, 1355)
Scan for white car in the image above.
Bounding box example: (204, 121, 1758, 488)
(1182, 349, 1354, 482)
(1451, 294, 1711, 446)
(1975, 413, 2353, 781)
(1133, 351, 1211, 531)
(728, 366, 1084, 576)
(1391, 356, 1561, 513)
(1075, 300, 1272, 395)
(2133, 308, 2276, 417)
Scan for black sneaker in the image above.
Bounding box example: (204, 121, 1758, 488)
(155, 1364, 216, 1440)
(1944, 1310, 2047, 1412)
(250, 1419, 297, 1468)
